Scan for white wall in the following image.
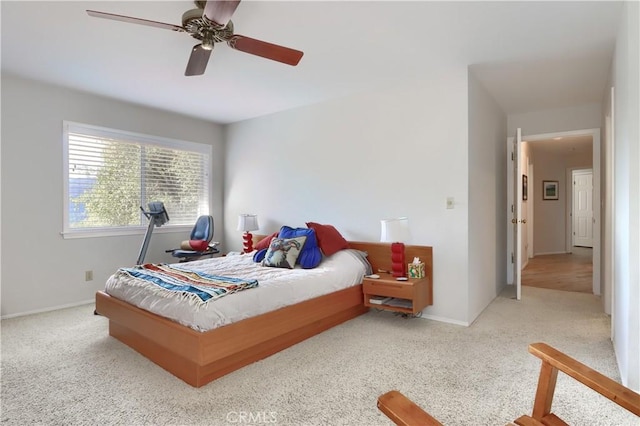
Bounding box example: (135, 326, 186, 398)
(467, 70, 507, 323)
(508, 103, 601, 136)
(225, 66, 473, 325)
(0, 75, 225, 317)
(610, 0, 639, 391)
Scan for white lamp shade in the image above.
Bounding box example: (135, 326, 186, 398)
(380, 217, 410, 243)
(237, 214, 259, 232)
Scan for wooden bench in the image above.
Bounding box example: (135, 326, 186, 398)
(377, 342, 640, 426)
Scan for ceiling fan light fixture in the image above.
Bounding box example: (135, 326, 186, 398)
(201, 38, 214, 50)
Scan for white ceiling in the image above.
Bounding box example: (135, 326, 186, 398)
(1, 1, 623, 124)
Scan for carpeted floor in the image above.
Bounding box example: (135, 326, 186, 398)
(1, 286, 636, 425)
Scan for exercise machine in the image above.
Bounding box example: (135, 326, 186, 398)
(136, 201, 169, 265)
(95, 202, 168, 316)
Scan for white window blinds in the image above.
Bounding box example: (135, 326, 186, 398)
(63, 121, 211, 237)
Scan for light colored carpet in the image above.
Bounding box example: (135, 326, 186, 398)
(1, 286, 637, 425)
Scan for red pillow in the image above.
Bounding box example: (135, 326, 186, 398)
(180, 240, 208, 251)
(306, 222, 349, 256)
(254, 232, 279, 251)
(188, 239, 210, 251)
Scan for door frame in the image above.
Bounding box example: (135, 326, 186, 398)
(604, 87, 614, 328)
(521, 128, 601, 296)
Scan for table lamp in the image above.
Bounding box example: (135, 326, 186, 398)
(380, 217, 410, 277)
(237, 214, 259, 253)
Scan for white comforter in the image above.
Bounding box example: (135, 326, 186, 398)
(105, 249, 367, 332)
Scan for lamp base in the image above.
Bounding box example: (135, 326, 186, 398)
(242, 232, 254, 253)
(391, 242, 405, 277)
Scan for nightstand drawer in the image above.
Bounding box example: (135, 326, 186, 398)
(363, 280, 413, 299)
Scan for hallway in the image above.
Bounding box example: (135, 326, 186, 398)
(522, 247, 593, 293)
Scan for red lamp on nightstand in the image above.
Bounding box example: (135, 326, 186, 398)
(380, 217, 410, 277)
(237, 214, 259, 253)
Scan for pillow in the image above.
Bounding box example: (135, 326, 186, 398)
(278, 226, 323, 269)
(188, 240, 209, 251)
(305, 222, 349, 256)
(262, 236, 306, 269)
(255, 232, 279, 251)
(253, 248, 268, 263)
(346, 249, 374, 276)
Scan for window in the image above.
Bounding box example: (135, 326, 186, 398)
(63, 121, 211, 238)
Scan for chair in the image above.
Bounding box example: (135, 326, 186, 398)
(166, 215, 219, 262)
(377, 342, 640, 426)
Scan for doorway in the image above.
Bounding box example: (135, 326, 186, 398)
(508, 128, 601, 299)
(524, 140, 595, 295)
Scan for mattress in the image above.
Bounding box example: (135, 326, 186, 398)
(105, 249, 368, 332)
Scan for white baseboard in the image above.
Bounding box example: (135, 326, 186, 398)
(418, 313, 470, 327)
(1, 300, 94, 320)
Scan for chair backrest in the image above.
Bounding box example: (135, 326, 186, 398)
(514, 342, 640, 424)
(377, 343, 640, 426)
(190, 215, 214, 242)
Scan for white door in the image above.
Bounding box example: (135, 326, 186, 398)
(506, 128, 523, 300)
(573, 169, 594, 247)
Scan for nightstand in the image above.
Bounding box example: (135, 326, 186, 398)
(363, 273, 432, 315)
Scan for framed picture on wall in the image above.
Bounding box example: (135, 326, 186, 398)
(543, 180, 559, 200)
(522, 175, 528, 201)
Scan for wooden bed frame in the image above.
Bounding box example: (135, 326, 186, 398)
(95, 239, 433, 387)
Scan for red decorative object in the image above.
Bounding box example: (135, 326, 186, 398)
(391, 242, 406, 277)
(238, 214, 259, 254)
(188, 239, 209, 251)
(242, 232, 254, 253)
(380, 217, 410, 277)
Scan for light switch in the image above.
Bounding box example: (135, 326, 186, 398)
(446, 197, 455, 209)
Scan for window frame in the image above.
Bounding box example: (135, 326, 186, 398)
(62, 121, 212, 239)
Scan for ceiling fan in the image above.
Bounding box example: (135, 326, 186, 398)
(87, 0, 304, 76)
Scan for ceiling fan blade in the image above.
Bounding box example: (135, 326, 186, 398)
(203, 0, 241, 27)
(185, 44, 213, 76)
(86, 10, 185, 32)
(228, 35, 303, 66)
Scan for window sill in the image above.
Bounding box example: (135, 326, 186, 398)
(61, 225, 193, 239)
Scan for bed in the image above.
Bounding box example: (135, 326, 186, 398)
(95, 237, 433, 387)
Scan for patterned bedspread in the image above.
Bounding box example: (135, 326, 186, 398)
(117, 263, 258, 304)
(106, 250, 368, 331)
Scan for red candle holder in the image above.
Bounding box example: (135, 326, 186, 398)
(242, 232, 254, 253)
(391, 242, 406, 277)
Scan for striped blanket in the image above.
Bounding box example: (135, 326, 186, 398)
(118, 263, 258, 303)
